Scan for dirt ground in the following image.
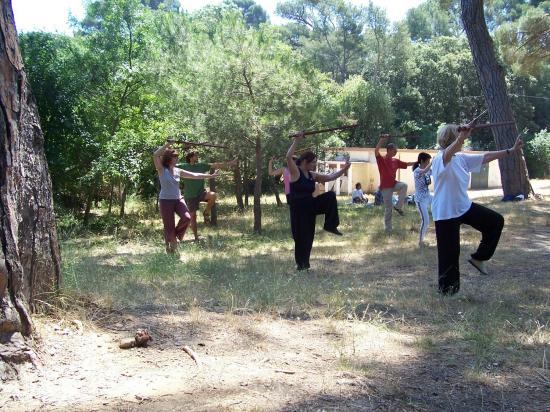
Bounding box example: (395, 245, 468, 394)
(1, 184, 549, 412)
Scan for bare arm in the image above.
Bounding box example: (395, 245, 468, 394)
(312, 161, 351, 183)
(482, 137, 523, 164)
(179, 168, 220, 180)
(268, 157, 284, 177)
(417, 162, 431, 175)
(374, 134, 389, 157)
(443, 127, 472, 166)
(153, 140, 173, 175)
(286, 133, 303, 182)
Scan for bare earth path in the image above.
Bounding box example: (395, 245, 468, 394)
(1, 185, 549, 411)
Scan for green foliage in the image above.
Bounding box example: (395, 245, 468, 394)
(337, 76, 393, 146)
(18, 0, 550, 219)
(525, 129, 550, 177)
(495, 1, 550, 75)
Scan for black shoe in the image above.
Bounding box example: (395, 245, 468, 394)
(324, 228, 343, 236)
(393, 207, 404, 216)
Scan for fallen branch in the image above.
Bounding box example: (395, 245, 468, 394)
(274, 369, 296, 374)
(182, 345, 201, 366)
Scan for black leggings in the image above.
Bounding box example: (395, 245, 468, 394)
(434, 202, 504, 295)
(289, 191, 339, 270)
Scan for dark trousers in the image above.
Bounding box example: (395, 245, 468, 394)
(289, 191, 339, 270)
(434, 202, 504, 295)
(159, 198, 191, 243)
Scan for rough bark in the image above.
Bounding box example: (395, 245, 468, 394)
(208, 168, 217, 226)
(461, 0, 532, 196)
(0, 0, 61, 373)
(253, 136, 262, 233)
(233, 161, 244, 211)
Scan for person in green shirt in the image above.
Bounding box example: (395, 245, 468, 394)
(179, 151, 236, 241)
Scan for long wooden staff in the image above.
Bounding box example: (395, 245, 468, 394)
(457, 120, 516, 132)
(169, 136, 228, 149)
(288, 124, 357, 138)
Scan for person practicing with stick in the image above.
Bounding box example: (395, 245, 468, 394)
(432, 124, 523, 295)
(153, 141, 219, 253)
(413, 152, 432, 247)
(375, 135, 416, 233)
(178, 152, 236, 241)
(268, 157, 292, 203)
(286, 133, 350, 271)
(352, 183, 368, 204)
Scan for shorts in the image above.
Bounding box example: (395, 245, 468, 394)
(185, 190, 208, 213)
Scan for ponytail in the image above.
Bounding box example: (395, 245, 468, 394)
(412, 161, 420, 171)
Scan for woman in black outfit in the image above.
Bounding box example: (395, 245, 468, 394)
(286, 133, 351, 270)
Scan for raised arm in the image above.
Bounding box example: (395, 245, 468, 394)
(286, 133, 303, 182)
(153, 140, 173, 176)
(482, 137, 523, 164)
(312, 161, 351, 183)
(268, 157, 285, 177)
(375, 134, 390, 157)
(179, 168, 220, 180)
(416, 161, 432, 175)
(443, 127, 472, 166)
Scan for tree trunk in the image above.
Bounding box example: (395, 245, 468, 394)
(209, 167, 217, 226)
(253, 137, 262, 233)
(274, 184, 283, 207)
(0, 0, 61, 375)
(119, 184, 127, 218)
(233, 161, 244, 211)
(461, 0, 532, 197)
(107, 181, 114, 215)
(83, 188, 94, 224)
(244, 160, 250, 207)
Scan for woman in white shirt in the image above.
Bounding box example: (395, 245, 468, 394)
(431, 124, 523, 295)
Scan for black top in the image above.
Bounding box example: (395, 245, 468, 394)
(290, 168, 315, 200)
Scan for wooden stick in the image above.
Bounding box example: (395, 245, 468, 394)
(288, 124, 357, 138)
(182, 345, 201, 366)
(457, 120, 515, 132)
(173, 139, 228, 149)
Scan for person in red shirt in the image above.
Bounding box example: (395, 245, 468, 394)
(375, 135, 415, 233)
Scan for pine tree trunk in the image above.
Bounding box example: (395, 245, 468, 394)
(253, 137, 262, 233)
(233, 161, 244, 211)
(209, 167, 217, 226)
(461, 0, 532, 196)
(119, 184, 127, 218)
(0, 0, 61, 375)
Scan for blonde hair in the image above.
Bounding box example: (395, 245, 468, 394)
(437, 124, 459, 149)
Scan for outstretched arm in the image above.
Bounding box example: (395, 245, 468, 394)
(180, 168, 220, 180)
(268, 157, 284, 177)
(483, 137, 523, 164)
(312, 161, 351, 183)
(153, 140, 173, 175)
(286, 133, 304, 182)
(375, 134, 389, 157)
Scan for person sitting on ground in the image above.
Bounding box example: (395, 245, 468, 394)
(153, 141, 219, 253)
(412, 152, 432, 247)
(286, 133, 350, 271)
(431, 124, 523, 295)
(351, 182, 368, 204)
(375, 135, 416, 233)
(178, 152, 236, 241)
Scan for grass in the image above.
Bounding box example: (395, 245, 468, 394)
(58, 192, 550, 378)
